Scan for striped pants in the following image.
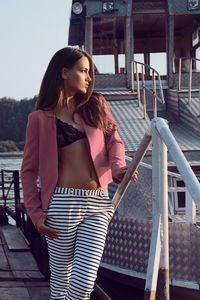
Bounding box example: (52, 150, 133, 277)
(45, 187, 114, 300)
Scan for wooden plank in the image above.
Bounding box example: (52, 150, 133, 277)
(5, 250, 40, 271)
(0, 244, 9, 270)
(25, 281, 50, 287)
(0, 281, 25, 288)
(0, 271, 13, 280)
(26, 286, 50, 300)
(0, 287, 30, 300)
(1, 227, 30, 251)
(13, 270, 45, 280)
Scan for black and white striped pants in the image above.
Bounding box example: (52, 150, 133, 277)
(45, 187, 114, 300)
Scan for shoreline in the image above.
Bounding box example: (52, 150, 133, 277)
(0, 152, 23, 157)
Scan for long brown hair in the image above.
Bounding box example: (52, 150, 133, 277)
(79, 92, 118, 134)
(36, 47, 117, 134)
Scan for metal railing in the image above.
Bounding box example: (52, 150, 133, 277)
(176, 56, 200, 104)
(110, 117, 200, 300)
(130, 60, 165, 120)
(125, 159, 199, 223)
(0, 169, 21, 226)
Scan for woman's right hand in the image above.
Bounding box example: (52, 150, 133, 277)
(36, 213, 60, 239)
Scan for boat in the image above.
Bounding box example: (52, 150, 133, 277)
(68, 0, 200, 299)
(0, 1, 200, 299)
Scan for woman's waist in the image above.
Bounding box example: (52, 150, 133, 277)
(56, 178, 107, 190)
(57, 167, 107, 190)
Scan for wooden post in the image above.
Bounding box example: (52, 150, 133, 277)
(142, 65, 147, 120)
(85, 17, 93, 55)
(153, 71, 157, 118)
(136, 63, 141, 106)
(178, 58, 182, 92)
(131, 61, 134, 92)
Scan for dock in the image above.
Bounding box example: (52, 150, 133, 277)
(0, 224, 50, 300)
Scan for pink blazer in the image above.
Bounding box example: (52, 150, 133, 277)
(21, 109, 126, 226)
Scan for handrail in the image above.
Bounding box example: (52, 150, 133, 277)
(0, 169, 21, 226)
(112, 125, 152, 211)
(153, 118, 200, 209)
(125, 156, 183, 179)
(131, 60, 165, 120)
(175, 56, 200, 104)
(111, 117, 200, 300)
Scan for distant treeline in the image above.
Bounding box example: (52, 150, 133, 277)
(0, 96, 37, 152)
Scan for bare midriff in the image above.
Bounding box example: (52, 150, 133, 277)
(56, 137, 107, 190)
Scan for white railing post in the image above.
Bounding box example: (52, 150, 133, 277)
(185, 189, 196, 224)
(144, 214, 161, 300)
(152, 119, 170, 300)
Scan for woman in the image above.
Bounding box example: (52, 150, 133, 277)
(21, 47, 138, 300)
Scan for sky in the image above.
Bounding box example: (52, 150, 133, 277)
(0, 0, 71, 100)
(0, 0, 167, 101)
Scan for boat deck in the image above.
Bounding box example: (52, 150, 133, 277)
(108, 99, 200, 152)
(0, 224, 50, 300)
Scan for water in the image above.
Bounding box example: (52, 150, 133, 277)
(0, 154, 23, 171)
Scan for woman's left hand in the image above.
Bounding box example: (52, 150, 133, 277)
(112, 166, 138, 184)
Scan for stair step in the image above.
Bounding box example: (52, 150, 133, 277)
(94, 89, 138, 101)
(2, 226, 30, 251)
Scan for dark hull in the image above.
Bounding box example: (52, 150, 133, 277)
(92, 266, 200, 300)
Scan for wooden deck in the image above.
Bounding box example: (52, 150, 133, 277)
(0, 224, 50, 300)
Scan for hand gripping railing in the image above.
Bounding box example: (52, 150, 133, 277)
(130, 61, 165, 120)
(108, 117, 200, 300)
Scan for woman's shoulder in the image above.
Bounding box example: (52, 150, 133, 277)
(28, 109, 54, 120)
(90, 92, 104, 101)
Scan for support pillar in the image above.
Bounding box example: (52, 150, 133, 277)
(125, 16, 131, 88)
(113, 17, 119, 74)
(144, 53, 150, 78)
(85, 17, 93, 55)
(166, 15, 174, 88)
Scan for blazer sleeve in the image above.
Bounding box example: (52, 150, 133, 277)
(21, 113, 43, 227)
(104, 108, 126, 175)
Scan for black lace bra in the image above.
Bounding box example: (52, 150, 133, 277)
(56, 118, 86, 148)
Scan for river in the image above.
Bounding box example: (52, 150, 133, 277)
(0, 153, 23, 171)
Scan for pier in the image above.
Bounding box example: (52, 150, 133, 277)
(0, 170, 50, 300)
(0, 223, 50, 299)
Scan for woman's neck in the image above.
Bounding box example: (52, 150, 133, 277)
(63, 97, 74, 111)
